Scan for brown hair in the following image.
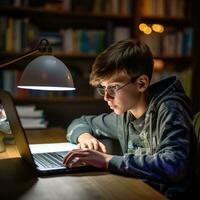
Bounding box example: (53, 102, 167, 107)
(89, 39, 154, 86)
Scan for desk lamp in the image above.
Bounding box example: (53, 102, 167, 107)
(0, 39, 75, 91)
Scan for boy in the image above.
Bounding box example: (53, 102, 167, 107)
(63, 39, 196, 199)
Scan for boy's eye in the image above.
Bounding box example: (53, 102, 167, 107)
(108, 85, 120, 90)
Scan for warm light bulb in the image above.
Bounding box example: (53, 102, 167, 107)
(143, 26, 152, 35)
(139, 23, 148, 32)
(152, 24, 164, 33)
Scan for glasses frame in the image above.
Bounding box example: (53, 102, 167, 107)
(96, 75, 141, 97)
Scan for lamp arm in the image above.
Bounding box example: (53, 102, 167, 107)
(0, 39, 51, 69)
(0, 49, 40, 68)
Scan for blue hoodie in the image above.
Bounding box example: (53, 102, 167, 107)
(67, 76, 196, 199)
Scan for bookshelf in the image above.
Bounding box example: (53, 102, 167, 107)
(136, 0, 193, 96)
(0, 0, 195, 125)
(0, 0, 135, 126)
(0, 0, 135, 97)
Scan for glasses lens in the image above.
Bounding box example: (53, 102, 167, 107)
(96, 87, 116, 97)
(96, 87, 105, 96)
(106, 88, 115, 97)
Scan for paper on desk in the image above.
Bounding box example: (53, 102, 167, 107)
(29, 142, 77, 154)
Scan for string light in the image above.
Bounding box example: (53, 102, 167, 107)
(139, 23, 148, 32)
(139, 23, 164, 34)
(152, 24, 164, 33)
(139, 23, 152, 35)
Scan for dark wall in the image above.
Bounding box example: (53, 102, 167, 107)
(191, 0, 200, 113)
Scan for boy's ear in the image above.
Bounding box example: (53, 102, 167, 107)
(137, 74, 149, 92)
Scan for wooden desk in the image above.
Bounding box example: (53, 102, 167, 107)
(0, 128, 168, 200)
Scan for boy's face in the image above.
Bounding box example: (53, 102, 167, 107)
(99, 72, 144, 115)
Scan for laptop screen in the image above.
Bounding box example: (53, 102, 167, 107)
(0, 90, 36, 169)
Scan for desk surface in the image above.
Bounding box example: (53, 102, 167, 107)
(0, 128, 168, 200)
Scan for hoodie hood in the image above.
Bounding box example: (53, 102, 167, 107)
(142, 76, 192, 154)
(148, 76, 191, 114)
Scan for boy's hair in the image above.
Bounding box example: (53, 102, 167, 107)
(89, 39, 154, 86)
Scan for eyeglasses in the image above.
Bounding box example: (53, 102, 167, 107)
(96, 81, 132, 97)
(96, 75, 141, 97)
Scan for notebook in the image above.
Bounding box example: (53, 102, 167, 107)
(0, 90, 97, 175)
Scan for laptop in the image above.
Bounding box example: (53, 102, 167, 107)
(0, 90, 98, 175)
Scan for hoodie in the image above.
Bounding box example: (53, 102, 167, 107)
(66, 76, 196, 199)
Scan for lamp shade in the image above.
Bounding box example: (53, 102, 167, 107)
(18, 55, 75, 91)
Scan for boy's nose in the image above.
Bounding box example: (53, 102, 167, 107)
(104, 91, 113, 101)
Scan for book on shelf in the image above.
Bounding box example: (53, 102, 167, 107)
(19, 118, 48, 129)
(16, 105, 43, 118)
(62, 29, 106, 54)
(0, 0, 23, 6)
(1, 0, 131, 15)
(16, 105, 48, 129)
(140, 27, 193, 56)
(0, 15, 109, 54)
(141, 0, 187, 17)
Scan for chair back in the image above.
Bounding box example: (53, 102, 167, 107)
(194, 112, 200, 143)
(193, 112, 200, 180)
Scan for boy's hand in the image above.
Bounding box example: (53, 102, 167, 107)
(63, 149, 113, 169)
(77, 133, 107, 153)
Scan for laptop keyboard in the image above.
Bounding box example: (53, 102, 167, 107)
(33, 151, 68, 168)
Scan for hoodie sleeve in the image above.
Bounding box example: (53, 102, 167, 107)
(108, 104, 193, 183)
(66, 112, 121, 143)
